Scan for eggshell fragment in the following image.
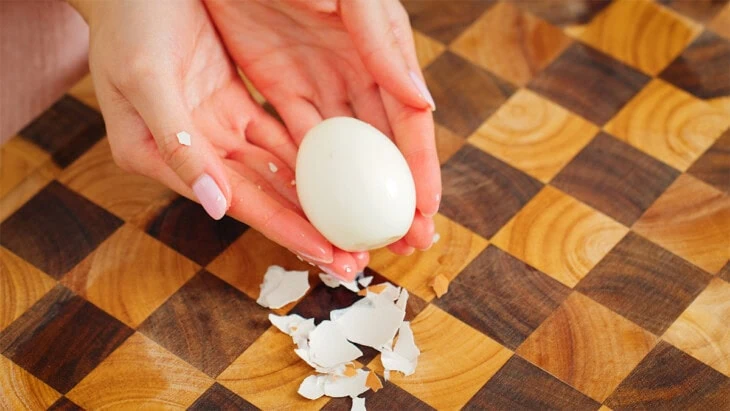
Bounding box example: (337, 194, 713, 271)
(381, 322, 420, 376)
(298, 375, 325, 400)
(323, 369, 370, 398)
(320, 272, 360, 292)
(257, 266, 310, 309)
(309, 321, 363, 368)
(430, 274, 449, 298)
(358, 276, 373, 288)
(365, 371, 383, 392)
(176, 131, 191, 146)
(335, 292, 405, 348)
(351, 396, 366, 411)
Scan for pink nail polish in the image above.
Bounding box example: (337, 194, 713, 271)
(192, 174, 227, 220)
(409, 71, 436, 111)
(319, 265, 349, 281)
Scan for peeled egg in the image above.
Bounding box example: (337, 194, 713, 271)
(296, 117, 416, 252)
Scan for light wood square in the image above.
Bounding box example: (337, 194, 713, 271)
(59, 139, 178, 224)
(633, 174, 730, 274)
(451, 2, 572, 86)
(63, 224, 199, 327)
(605, 79, 730, 171)
(369, 213, 488, 301)
(67, 332, 213, 409)
(570, 0, 701, 75)
(0, 354, 61, 410)
(469, 89, 599, 183)
(664, 278, 730, 376)
(492, 186, 628, 287)
(0, 137, 49, 199)
(0, 247, 56, 331)
(517, 292, 658, 402)
(414, 29, 446, 69)
(0, 161, 59, 223)
(367, 305, 512, 410)
(217, 327, 329, 410)
(709, 3, 730, 40)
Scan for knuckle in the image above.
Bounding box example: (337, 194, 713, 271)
(119, 55, 170, 90)
(160, 138, 191, 175)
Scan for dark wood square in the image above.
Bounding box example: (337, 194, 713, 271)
(19, 96, 105, 168)
(424, 51, 516, 137)
(687, 128, 730, 194)
(464, 355, 601, 410)
(576, 232, 713, 335)
(47, 397, 83, 411)
(290, 268, 426, 366)
(658, 0, 729, 23)
(436, 246, 571, 350)
(719, 262, 730, 282)
(0, 285, 133, 393)
(509, 0, 612, 26)
(188, 382, 257, 411)
(552, 132, 680, 226)
(402, 0, 495, 44)
(605, 341, 730, 409)
(660, 30, 730, 99)
(145, 196, 248, 266)
(138, 270, 268, 377)
(0, 181, 123, 278)
(440, 145, 543, 239)
(528, 42, 650, 125)
(322, 379, 435, 411)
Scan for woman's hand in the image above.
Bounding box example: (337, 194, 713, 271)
(205, 0, 443, 255)
(69, 0, 370, 278)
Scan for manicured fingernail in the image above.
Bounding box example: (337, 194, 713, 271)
(193, 174, 227, 220)
(403, 246, 415, 256)
(298, 250, 333, 265)
(409, 71, 436, 111)
(319, 265, 349, 281)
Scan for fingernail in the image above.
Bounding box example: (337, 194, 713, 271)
(193, 174, 227, 220)
(403, 246, 415, 256)
(409, 71, 436, 111)
(297, 250, 334, 265)
(319, 265, 350, 281)
(424, 193, 441, 218)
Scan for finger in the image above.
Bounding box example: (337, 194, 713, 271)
(225, 167, 334, 264)
(382, 90, 442, 217)
(353, 251, 370, 272)
(272, 96, 323, 145)
(247, 108, 299, 169)
(123, 74, 231, 220)
(350, 83, 394, 138)
(318, 248, 359, 281)
(387, 238, 415, 256)
(318, 99, 355, 120)
(227, 145, 300, 208)
(223, 159, 300, 216)
(340, 0, 434, 110)
(403, 212, 435, 250)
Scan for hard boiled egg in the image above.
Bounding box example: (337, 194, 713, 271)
(296, 117, 416, 252)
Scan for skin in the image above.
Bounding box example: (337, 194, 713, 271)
(67, 0, 441, 280)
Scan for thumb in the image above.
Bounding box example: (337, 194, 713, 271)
(124, 74, 231, 220)
(340, 0, 435, 111)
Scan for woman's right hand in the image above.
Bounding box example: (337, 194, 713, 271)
(68, 0, 368, 279)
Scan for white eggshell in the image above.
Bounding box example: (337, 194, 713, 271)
(296, 117, 416, 252)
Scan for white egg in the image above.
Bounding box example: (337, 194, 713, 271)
(296, 117, 416, 252)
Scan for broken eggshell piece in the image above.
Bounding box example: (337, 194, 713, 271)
(256, 266, 309, 309)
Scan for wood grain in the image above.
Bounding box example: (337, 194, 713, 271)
(576, 232, 712, 335)
(709, 3, 730, 40)
(571, 0, 701, 75)
(633, 174, 730, 274)
(217, 327, 330, 411)
(0, 247, 56, 332)
(492, 186, 628, 288)
(469, 89, 599, 183)
(605, 341, 730, 409)
(0, 285, 133, 393)
(0, 137, 49, 198)
(59, 139, 178, 222)
(424, 52, 516, 137)
(464, 355, 601, 410)
(0, 354, 61, 410)
(509, 0, 612, 26)
(517, 292, 658, 402)
(528, 42, 650, 125)
(401, 0, 495, 44)
(0, 161, 60, 223)
(0, 181, 123, 279)
(413, 29, 445, 69)
(63, 224, 199, 327)
(720, 262, 730, 282)
(368, 305, 513, 410)
(189, 383, 257, 411)
(436, 245, 570, 350)
(18, 96, 106, 168)
(663, 278, 730, 376)
(138, 270, 269, 378)
(605, 79, 730, 171)
(659, 0, 730, 23)
(145, 196, 248, 266)
(47, 397, 83, 411)
(435, 123, 465, 165)
(552, 132, 680, 226)
(322, 381, 435, 411)
(440, 145, 543, 239)
(452, 2, 572, 87)
(661, 30, 730, 101)
(66, 332, 214, 410)
(369, 213, 488, 301)
(688, 129, 730, 193)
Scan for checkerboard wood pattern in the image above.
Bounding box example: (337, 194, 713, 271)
(2, 0, 730, 409)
